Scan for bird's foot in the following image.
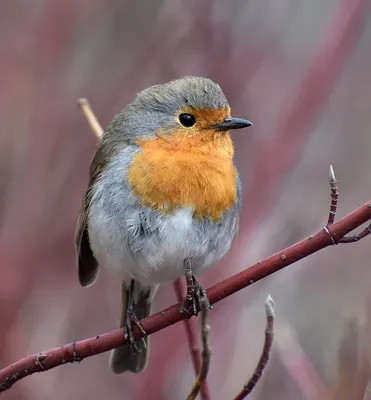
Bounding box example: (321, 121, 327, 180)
(124, 309, 147, 353)
(180, 276, 212, 316)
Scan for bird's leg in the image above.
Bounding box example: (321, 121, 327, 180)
(193, 278, 212, 310)
(180, 259, 211, 316)
(124, 280, 147, 353)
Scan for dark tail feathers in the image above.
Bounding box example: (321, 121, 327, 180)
(110, 282, 151, 374)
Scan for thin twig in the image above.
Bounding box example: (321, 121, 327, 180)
(77, 98, 104, 138)
(327, 165, 339, 226)
(233, 295, 275, 400)
(339, 223, 371, 243)
(174, 279, 212, 400)
(324, 165, 371, 243)
(187, 292, 212, 400)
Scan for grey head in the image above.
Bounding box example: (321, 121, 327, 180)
(105, 76, 251, 141)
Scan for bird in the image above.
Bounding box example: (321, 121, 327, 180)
(75, 76, 252, 374)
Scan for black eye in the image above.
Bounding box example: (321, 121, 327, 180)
(179, 113, 196, 127)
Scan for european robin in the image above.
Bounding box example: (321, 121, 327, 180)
(75, 76, 252, 374)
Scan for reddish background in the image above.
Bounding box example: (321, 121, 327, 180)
(0, 1, 371, 399)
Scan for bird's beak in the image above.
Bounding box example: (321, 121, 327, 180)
(212, 117, 253, 131)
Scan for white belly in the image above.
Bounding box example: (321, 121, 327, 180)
(88, 205, 226, 287)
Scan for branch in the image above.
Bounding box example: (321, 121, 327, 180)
(77, 98, 103, 138)
(233, 295, 275, 400)
(0, 195, 370, 392)
(325, 165, 371, 244)
(186, 292, 212, 400)
(174, 280, 212, 400)
(339, 224, 371, 243)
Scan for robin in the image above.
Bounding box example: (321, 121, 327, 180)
(75, 76, 252, 374)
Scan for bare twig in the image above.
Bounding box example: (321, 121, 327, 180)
(174, 279, 212, 400)
(0, 197, 371, 392)
(339, 223, 371, 243)
(77, 98, 104, 138)
(327, 165, 339, 226)
(233, 295, 275, 400)
(187, 292, 212, 400)
(324, 165, 371, 244)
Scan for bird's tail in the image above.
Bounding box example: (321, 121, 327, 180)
(109, 281, 152, 374)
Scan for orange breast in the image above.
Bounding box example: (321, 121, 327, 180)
(128, 129, 237, 221)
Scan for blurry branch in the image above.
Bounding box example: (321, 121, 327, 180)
(186, 292, 212, 400)
(239, 0, 369, 233)
(77, 98, 103, 138)
(330, 317, 371, 400)
(275, 320, 330, 399)
(1, 180, 371, 392)
(174, 280, 212, 400)
(79, 98, 212, 399)
(233, 296, 275, 400)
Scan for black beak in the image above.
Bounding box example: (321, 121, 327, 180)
(212, 117, 253, 131)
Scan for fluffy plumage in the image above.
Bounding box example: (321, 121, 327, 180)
(75, 76, 248, 374)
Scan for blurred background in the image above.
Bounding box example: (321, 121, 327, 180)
(1, 0, 371, 399)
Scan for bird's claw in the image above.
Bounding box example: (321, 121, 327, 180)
(124, 309, 147, 353)
(180, 278, 212, 316)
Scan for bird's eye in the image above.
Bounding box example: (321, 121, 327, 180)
(178, 113, 196, 128)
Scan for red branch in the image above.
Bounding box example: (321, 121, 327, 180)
(0, 201, 370, 393)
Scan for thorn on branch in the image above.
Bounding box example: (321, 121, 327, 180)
(77, 98, 104, 139)
(186, 291, 212, 400)
(233, 295, 275, 400)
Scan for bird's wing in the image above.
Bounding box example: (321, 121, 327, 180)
(75, 137, 116, 287)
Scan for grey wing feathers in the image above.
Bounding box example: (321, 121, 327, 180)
(75, 193, 99, 287)
(75, 136, 113, 287)
(75, 129, 130, 287)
